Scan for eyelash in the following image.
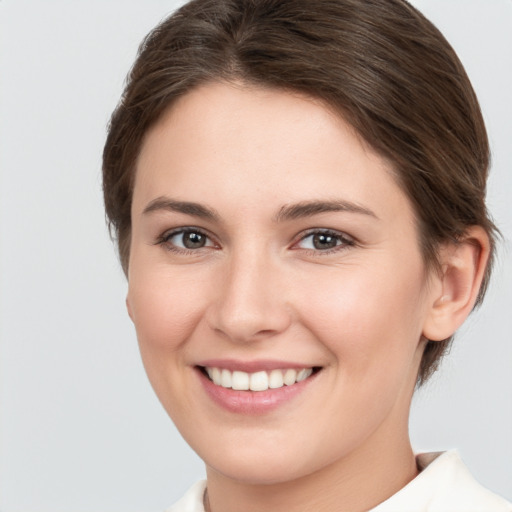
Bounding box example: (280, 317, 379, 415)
(155, 227, 355, 256)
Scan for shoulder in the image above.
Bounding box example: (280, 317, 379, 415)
(165, 480, 206, 512)
(372, 451, 512, 512)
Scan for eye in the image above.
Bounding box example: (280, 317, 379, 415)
(157, 228, 216, 252)
(294, 229, 354, 252)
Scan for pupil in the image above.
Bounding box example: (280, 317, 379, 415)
(184, 232, 205, 249)
(313, 233, 337, 250)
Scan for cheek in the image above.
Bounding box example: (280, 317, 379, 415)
(126, 265, 214, 420)
(127, 265, 209, 360)
(294, 259, 428, 372)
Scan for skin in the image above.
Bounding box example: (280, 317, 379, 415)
(126, 82, 489, 512)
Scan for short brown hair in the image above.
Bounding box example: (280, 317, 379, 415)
(103, 0, 498, 384)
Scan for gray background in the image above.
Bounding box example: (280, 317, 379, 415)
(0, 1, 510, 510)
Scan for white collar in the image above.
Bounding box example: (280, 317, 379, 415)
(371, 450, 509, 511)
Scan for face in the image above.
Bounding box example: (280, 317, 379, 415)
(127, 82, 436, 485)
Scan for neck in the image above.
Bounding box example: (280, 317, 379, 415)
(205, 426, 418, 512)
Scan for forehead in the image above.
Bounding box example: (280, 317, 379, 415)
(133, 82, 413, 225)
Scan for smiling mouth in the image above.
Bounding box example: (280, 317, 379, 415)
(198, 366, 321, 392)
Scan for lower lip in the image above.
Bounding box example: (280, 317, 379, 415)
(196, 368, 318, 414)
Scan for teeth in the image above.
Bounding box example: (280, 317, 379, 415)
(269, 369, 284, 389)
(232, 370, 249, 390)
(221, 368, 232, 388)
(283, 369, 297, 386)
(250, 371, 268, 391)
(296, 368, 311, 382)
(204, 367, 314, 391)
(211, 367, 222, 386)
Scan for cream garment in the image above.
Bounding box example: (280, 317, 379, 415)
(165, 451, 511, 512)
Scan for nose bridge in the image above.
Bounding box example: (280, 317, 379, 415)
(208, 242, 291, 342)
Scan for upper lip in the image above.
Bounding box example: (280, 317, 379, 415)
(196, 359, 317, 373)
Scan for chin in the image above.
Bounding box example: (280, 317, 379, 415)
(205, 451, 316, 486)
(192, 427, 341, 486)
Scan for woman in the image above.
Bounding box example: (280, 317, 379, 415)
(102, 0, 511, 510)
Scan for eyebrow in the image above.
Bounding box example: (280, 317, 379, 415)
(142, 196, 378, 223)
(142, 197, 220, 221)
(274, 200, 378, 222)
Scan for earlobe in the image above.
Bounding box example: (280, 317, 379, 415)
(422, 226, 490, 342)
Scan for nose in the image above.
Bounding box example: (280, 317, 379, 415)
(206, 250, 292, 343)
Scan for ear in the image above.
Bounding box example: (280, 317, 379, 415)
(422, 226, 490, 341)
(126, 294, 134, 322)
